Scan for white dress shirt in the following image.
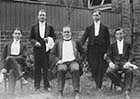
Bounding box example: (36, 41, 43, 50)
(11, 39, 20, 55)
(117, 39, 124, 54)
(62, 40, 75, 62)
(94, 21, 100, 36)
(39, 22, 45, 38)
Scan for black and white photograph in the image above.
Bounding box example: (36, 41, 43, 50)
(0, 0, 140, 99)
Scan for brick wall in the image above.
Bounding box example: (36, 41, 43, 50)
(112, 0, 140, 66)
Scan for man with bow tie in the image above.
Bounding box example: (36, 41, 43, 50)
(51, 26, 85, 99)
(30, 9, 56, 91)
(106, 27, 134, 99)
(1, 28, 28, 95)
(80, 10, 110, 91)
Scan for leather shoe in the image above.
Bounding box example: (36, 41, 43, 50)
(124, 90, 131, 99)
(44, 87, 51, 91)
(20, 77, 28, 85)
(75, 93, 80, 99)
(57, 92, 63, 99)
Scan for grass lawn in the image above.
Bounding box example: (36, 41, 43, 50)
(0, 73, 140, 99)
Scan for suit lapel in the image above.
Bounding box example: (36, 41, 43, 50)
(44, 22, 48, 38)
(91, 23, 95, 38)
(7, 40, 13, 55)
(71, 40, 77, 57)
(99, 22, 102, 36)
(114, 42, 119, 55)
(123, 41, 127, 57)
(36, 23, 40, 38)
(59, 40, 63, 59)
(19, 41, 23, 55)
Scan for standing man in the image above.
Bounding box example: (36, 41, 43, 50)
(30, 9, 56, 91)
(80, 10, 110, 91)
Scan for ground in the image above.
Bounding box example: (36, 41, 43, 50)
(0, 73, 140, 99)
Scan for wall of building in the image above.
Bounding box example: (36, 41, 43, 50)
(0, 0, 121, 55)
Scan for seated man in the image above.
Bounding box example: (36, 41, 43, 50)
(1, 28, 28, 95)
(106, 27, 133, 99)
(51, 26, 85, 99)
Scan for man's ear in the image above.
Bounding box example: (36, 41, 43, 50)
(12, 33, 14, 37)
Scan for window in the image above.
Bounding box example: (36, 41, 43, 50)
(88, 0, 112, 10)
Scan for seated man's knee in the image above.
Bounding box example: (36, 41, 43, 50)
(70, 62, 79, 71)
(9, 69, 17, 74)
(106, 67, 115, 75)
(57, 64, 67, 71)
(6, 56, 14, 62)
(126, 68, 133, 75)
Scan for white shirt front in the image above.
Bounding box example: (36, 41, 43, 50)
(39, 22, 46, 38)
(62, 40, 75, 62)
(117, 39, 124, 54)
(11, 39, 20, 55)
(94, 21, 100, 36)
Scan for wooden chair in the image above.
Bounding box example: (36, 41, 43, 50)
(110, 69, 125, 91)
(3, 71, 25, 93)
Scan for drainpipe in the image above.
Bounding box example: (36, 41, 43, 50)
(130, 0, 134, 45)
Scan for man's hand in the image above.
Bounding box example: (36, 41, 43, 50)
(35, 42, 41, 47)
(1, 68, 7, 74)
(44, 38, 48, 43)
(123, 62, 131, 69)
(104, 53, 107, 60)
(56, 60, 65, 65)
(109, 62, 115, 69)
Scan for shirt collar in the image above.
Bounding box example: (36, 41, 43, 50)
(117, 39, 124, 43)
(39, 21, 46, 26)
(63, 38, 72, 42)
(94, 21, 100, 25)
(13, 39, 20, 43)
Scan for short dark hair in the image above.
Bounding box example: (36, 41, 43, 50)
(114, 27, 123, 35)
(38, 9, 46, 15)
(13, 27, 22, 34)
(92, 10, 101, 15)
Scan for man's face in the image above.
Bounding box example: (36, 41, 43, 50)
(62, 27, 71, 40)
(92, 11, 101, 22)
(38, 11, 46, 23)
(12, 30, 22, 40)
(115, 29, 124, 41)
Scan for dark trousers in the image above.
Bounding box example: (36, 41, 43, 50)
(106, 68, 133, 91)
(34, 49, 50, 89)
(5, 56, 25, 94)
(5, 56, 25, 78)
(88, 46, 108, 89)
(57, 61, 80, 92)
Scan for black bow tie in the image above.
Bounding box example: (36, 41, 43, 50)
(63, 38, 71, 41)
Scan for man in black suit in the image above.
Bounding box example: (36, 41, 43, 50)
(1, 28, 28, 95)
(106, 28, 133, 99)
(30, 9, 56, 91)
(51, 26, 85, 99)
(80, 10, 110, 91)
